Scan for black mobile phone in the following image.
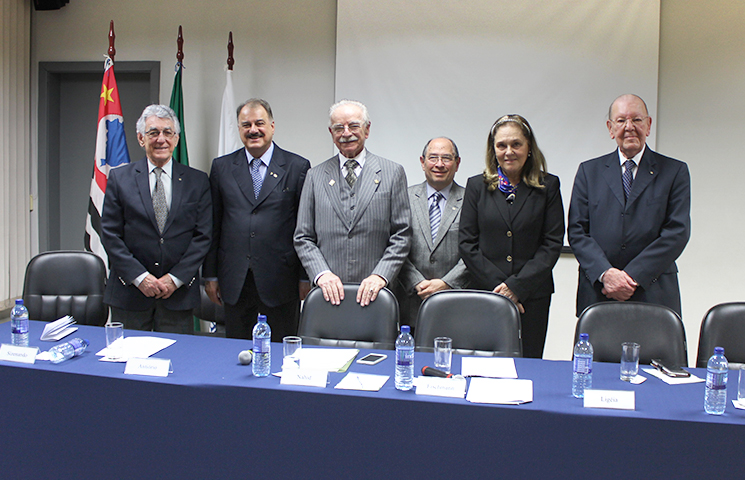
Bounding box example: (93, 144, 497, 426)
(651, 358, 690, 378)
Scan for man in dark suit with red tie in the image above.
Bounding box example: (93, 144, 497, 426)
(102, 104, 212, 333)
(203, 99, 311, 341)
(568, 94, 691, 316)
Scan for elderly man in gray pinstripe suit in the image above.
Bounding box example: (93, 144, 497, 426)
(294, 100, 411, 307)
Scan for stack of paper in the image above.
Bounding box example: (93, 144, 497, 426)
(295, 348, 359, 372)
(40, 316, 77, 341)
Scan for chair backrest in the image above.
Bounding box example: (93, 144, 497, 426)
(696, 302, 745, 368)
(574, 301, 687, 366)
(298, 284, 399, 350)
(22, 250, 107, 326)
(414, 290, 522, 357)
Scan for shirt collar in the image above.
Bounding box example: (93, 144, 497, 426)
(617, 144, 646, 166)
(338, 148, 367, 170)
(244, 142, 275, 166)
(148, 158, 173, 177)
(426, 181, 453, 201)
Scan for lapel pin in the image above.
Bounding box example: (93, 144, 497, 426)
(270, 172, 278, 178)
(329, 179, 336, 186)
(374, 179, 380, 184)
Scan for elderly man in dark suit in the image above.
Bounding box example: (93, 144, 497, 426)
(568, 94, 691, 316)
(395, 137, 469, 331)
(102, 104, 212, 333)
(203, 98, 310, 341)
(294, 100, 411, 307)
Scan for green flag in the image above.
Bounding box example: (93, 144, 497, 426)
(169, 62, 189, 166)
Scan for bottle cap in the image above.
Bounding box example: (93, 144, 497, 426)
(580, 333, 589, 340)
(401, 325, 410, 334)
(15, 299, 23, 305)
(257, 314, 267, 322)
(714, 346, 724, 355)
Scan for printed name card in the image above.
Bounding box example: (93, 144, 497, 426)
(124, 357, 173, 377)
(0, 344, 39, 364)
(584, 389, 635, 410)
(281, 369, 328, 388)
(415, 376, 467, 398)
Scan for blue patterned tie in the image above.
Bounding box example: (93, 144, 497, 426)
(250, 158, 263, 199)
(622, 159, 635, 201)
(429, 192, 442, 242)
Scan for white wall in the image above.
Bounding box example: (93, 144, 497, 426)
(30, 1, 745, 363)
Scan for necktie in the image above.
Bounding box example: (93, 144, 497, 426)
(622, 159, 635, 201)
(429, 192, 443, 242)
(250, 158, 263, 199)
(345, 159, 359, 188)
(152, 167, 168, 234)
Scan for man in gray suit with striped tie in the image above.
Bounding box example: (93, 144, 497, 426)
(394, 137, 469, 331)
(294, 100, 411, 307)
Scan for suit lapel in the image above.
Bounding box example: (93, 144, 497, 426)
(626, 147, 657, 207)
(602, 151, 626, 208)
(164, 161, 185, 233)
(411, 183, 434, 249)
(322, 156, 350, 229)
(509, 183, 533, 221)
(434, 183, 463, 248)
(231, 149, 257, 206)
(135, 159, 159, 233)
(256, 146, 286, 205)
(352, 152, 381, 227)
(490, 184, 513, 228)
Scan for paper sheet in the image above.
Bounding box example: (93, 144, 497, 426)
(641, 367, 704, 385)
(96, 336, 176, 362)
(466, 377, 533, 404)
(295, 348, 359, 372)
(461, 357, 518, 378)
(334, 372, 390, 391)
(40, 315, 77, 341)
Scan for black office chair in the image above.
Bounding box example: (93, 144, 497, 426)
(22, 250, 108, 326)
(574, 301, 687, 366)
(298, 284, 399, 350)
(414, 290, 522, 357)
(192, 280, 226, 336)
(696, 302, 745, 368)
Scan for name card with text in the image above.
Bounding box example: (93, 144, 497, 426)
(0, 344, 39, 364)
(584, 389, 635, 410)
(124, 357, 172, 377)
(415, 376, 467, 398)
(281, 369, 328, 388)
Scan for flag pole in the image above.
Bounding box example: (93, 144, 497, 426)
(227, 31, 234, 71)
(108, 20, 115, 61)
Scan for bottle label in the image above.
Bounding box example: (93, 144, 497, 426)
(396, 348, 414, 366)
(573, 356, 592, 374)
(706, 372, 727, 390)
(253, 338, 270, 354)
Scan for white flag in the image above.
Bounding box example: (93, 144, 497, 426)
(218, 69, 242, 156)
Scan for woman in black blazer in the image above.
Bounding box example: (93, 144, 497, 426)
(459, 115, 564, 358)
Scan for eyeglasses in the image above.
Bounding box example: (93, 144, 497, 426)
(145, 129, 177, 139)
(612, 117, 648, 128)
(426, 155, 457, 165)
(330, 123, 363, 134)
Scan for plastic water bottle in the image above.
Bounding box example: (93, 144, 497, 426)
(395, 325, 415, 391)
(704, 346, 728, 415)
(11, 299, 29, 347)
(49, 338, 90, 364)
(572, 333, 593, 398)
(252, 314, 271, 377)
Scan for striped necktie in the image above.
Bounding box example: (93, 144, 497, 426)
(429, 192, 443, 242)
(345, 159, 359, 188)
(623, 159, 635, 201)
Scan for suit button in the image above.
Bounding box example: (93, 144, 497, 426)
(252, 211, 257, 215)
(507, 231, 512, 237)
(155, 262, 160, 267)
(251, 232, 255, 238)
(621, 244, 626, 250)
(350, 192, 355, 197)
(160, 238, 164, 244)
(247, 255, 251, 259)
(350, 205, 355, 210)
(348, 233, 353, 239)
(506, 255, 512, 262)
(430, 257, 436, 264)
